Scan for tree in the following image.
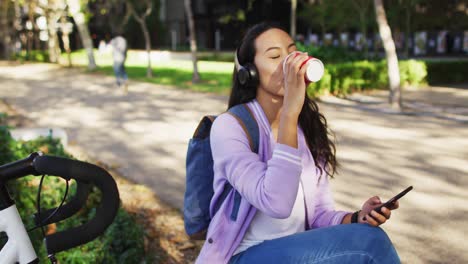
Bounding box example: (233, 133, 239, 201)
(400, 0, 420, 58)
(107, 0, 131, 37)
(350, 0, 374, 58)
(299, 1, 329, 42)
(299, 0, 350, 43)
(126, 0, 153, 78)
(67, 0, 97, 70)
(59, 14, 73, 67)
(290, 0, 297, 40)
(183, 0, 200, 83)
(37, 0, 66, 63)
(387, 0, 423, 58)
(0, 0, 13, 59)
(217, 0, 255, 25)
(26, 1, 38, 59)
(411, 0, 468, 31)
(374, 0, 401, 108)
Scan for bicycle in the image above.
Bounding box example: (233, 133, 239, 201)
(0, 152, 120, 264)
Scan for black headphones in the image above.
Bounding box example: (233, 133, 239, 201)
(234, 48, 259, 87)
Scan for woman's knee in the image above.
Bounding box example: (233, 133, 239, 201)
(362, 225, 392, 245)
(353, 224, 400, 263)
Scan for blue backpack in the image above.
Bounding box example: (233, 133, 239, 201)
(184, 104, 259, 240)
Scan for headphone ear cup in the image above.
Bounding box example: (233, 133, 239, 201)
(244, 63, 259, 87)
(237, 66, 250, 86)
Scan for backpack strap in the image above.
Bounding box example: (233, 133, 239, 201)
(192, 115, 216, 139)
(213, 103, 259, 221)
(227, 104, 259, 153)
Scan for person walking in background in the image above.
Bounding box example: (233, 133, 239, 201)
(110, 34, 128, 93)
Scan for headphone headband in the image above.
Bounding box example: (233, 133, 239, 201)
(234, 48, 241, 71)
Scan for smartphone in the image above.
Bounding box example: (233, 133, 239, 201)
(374, 186, 413, 214)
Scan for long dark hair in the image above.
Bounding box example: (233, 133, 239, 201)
(228, 22, 338, 178)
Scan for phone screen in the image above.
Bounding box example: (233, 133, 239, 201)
(374, 186, 413, 214)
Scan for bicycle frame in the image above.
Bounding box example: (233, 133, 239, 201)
(0, 183, 38, 264)
(0, 152, 120, 264)
(0, 208, 38, 263)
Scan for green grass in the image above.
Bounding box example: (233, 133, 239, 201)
(63, 49, 234, 94)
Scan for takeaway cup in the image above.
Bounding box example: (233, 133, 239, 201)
(282, 52, 325, 85)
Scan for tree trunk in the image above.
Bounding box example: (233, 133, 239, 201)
(374, 0, 402, 108)
(320, 22, 326, 46)
(75, 17, 96, 69)
(60, 16, 72, 67)
(404, 6, 411, 58)
(27, 31, 33, 60)
(141, 21, 153, 78)
(126, 0, 153, 78)
(27, 6, 35, 60)
(360, 13, 369, 59)
(0, 0, 11, 59)
(61, 32, 72, 67)
(49, 31, 60, 63)
(45, 9, 60, 63)
(290, 0, 297, 40)
(34, 24, 41, 51)
(67, 0, 97, 70)
(184, 0, 200, 83)
(136, 19, 153, 78)
(13, 1, 22, 58)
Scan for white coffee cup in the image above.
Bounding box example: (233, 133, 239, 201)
(282, 52, 325, 84)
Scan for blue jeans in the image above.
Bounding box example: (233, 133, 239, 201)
(113, 61, 128, 86)
(229, 224, 400, 264)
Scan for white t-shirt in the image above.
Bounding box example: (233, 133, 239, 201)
(233, 182, 306, 255)
(110, 36, 127, 63)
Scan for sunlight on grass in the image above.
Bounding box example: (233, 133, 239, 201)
(65, 49, 233, 94)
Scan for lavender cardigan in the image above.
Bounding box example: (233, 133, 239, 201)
(195, 100, 349, 264)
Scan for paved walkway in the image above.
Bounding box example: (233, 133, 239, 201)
(1, 62, 467, 263)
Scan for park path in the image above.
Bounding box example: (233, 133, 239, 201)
(1, 62, 467, 263)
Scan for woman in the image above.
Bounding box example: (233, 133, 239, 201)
(195, 22, 401, 264)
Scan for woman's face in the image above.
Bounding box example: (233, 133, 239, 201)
(253, 28, 297, 97)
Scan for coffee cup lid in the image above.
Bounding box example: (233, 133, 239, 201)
(305, 59, 324, 82)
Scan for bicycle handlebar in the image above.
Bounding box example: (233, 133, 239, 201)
(0, 152, 120, 255)
(34, 155, 120, 254)
(0, 152, 42, 181)
(33, 181, 91, 226)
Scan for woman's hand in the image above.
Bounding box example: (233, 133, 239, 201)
(358, 196, 400, 227)
(282, 52, 309, 117)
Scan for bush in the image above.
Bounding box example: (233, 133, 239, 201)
(335, 60, 387, 94)
(399, 60, 427, 87)
(306, 59, 428, 97)
(12, 50, 50, 63)
(0, 125, 147, 263)
(56, 208, 146, 264)
(296, 42, 376, 63)
(296, 45, 428, 97)
(98, 209, 146, 264)
(197, 52, 235, 62)
(307, 68, 332, 98)
(425, 60, 468, 84)
(0, 125, 16, 165)
(297, 45, 467, 97)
